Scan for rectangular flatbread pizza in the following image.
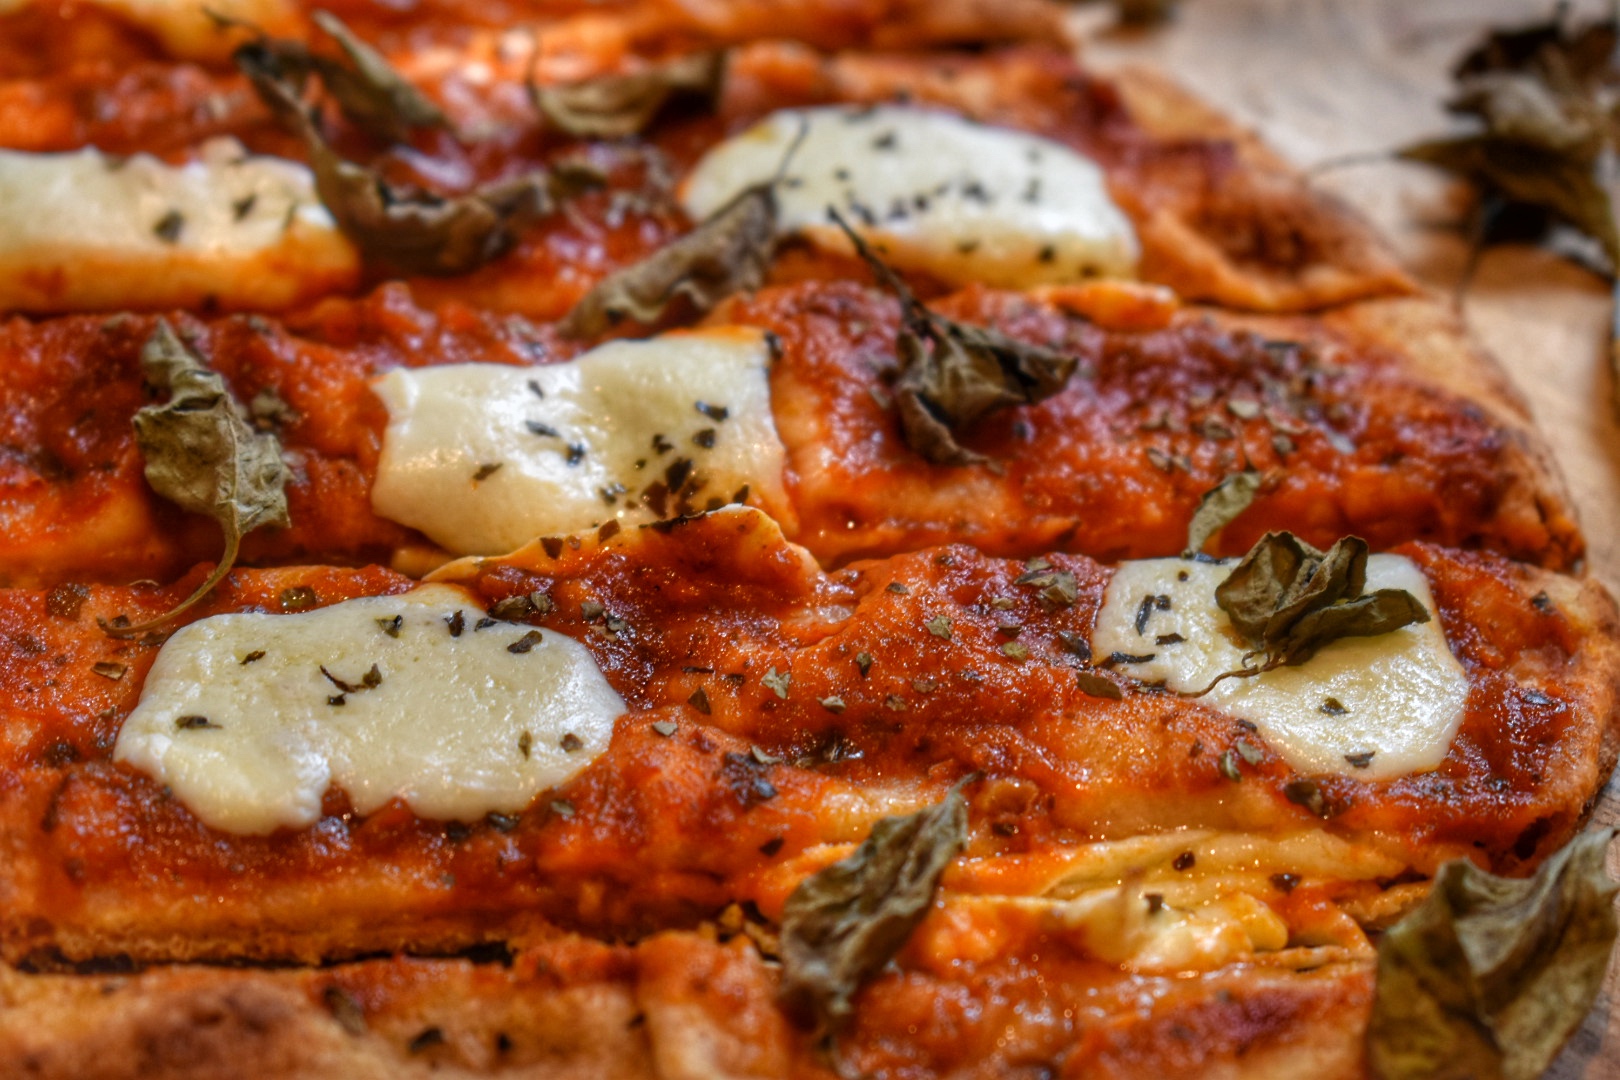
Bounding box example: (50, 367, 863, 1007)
(0, 2, 1614, 1078)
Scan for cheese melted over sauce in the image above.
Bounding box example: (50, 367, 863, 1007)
(1091, 556, 1468, 779)
(0, 139, 358, 313)
(680, 104, 1139, 288)
(371, 328, 789, 556)
(113, 586, 625, 835)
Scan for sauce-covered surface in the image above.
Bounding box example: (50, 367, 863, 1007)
(0, 5, 1613, 1077)
(0, 288, 580, 585)
(0, 25, 1408, 315)
(0, 279, 1581, 586)
(0, 510, 1611, 966)
(749, 281, 1580, 569)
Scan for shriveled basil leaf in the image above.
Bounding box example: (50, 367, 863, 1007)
(778, 786, 968, 1036)
(228, 12, 445, 145)
(1368, 829, 1619, 1080)
(1398, 7, 1620, 265)
(830, 210, 1078, 465)
(309, 10, 450, 144)
(110, 321, 289, 636)
(530, 51, 724, 139)
(1016, 565, 1078, 611)
(1455, 13, 1619, 84)
(1278, 588, 1433, 668)
(1194, 532, 1428, 687)
(1394, 8, 1620, 415)
(1113, 0, 1181, 26)
(305, 142, 563, 276)
(1218, 532, 1366, 645)
(1184, 471, 1260, 557)
(1399, 135, 1618, 267)
(241, 64, 590, 276)
(562, 183, 776, 337)
(1075, 671, 1124, 700)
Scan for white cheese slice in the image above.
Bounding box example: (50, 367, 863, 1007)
(113, 585, 625, 835)
(0, 138, 359, 314)
(679, 104, 1139, 289)
(371, 327, 790, 556)
(1090, 556, 1468, 780)
(0, 0, 299, 61)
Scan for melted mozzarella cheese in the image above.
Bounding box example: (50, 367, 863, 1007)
(680, 104, 1138, 289)
(1044, 888, 1289, 974)
(1090, 556, 1468, 779)
(0, 139, 358, 313)
(113, 585, 624, 835)
(371, 327, 790, 556)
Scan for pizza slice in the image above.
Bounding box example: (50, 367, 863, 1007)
(0, 1, 1615, 1076)
(0, 30, 1410, 316)
(0, 509, 1612, 963)
(0, 285, 1583, 590)
(0, 508, 1614, 1075)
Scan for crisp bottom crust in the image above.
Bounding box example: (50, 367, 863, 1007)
(0, 933, 1375, 1080)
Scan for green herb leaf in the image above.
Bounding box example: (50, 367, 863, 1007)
(109, 321, 289, 636)
(562, 183, 776, 337)
(1368, 829, 1619, 1080)
(1194, 532, 1429, 689)
(778, 785, 968, 1036)
(1184, 471, 1260, 557)
(830, 210, 1078, 465)
(530, 51, 724, 139)
(309, 11, 449, 143)
(239, 62, 593, 276)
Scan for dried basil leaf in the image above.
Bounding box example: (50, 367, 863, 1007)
(562, 183, 776, 337)
(779, 785, 968, 1037)
(227, 12, 446, 145)
(108, 321, 289, 636)
(1184, 471, 1260, 556)
(831, 210, 1078, 465)
(1399, 136, 1618, 266)
(1193, 532, 1428, 689)
(1015, 565, 1078, 610)
(1394, 8, 1620, 415)
(1277, 589, 1433, 668)
(1368, 829, 1618, 1080)
(530, 51, 724, 139)
(306, 139, 563, 277)
(309, 10, 450, 143)
(1112, 0, 1181, 26)
(1075, 671, 1123, 700)
(240, 63, 591, 276)
(1217, 532, 1366, 645)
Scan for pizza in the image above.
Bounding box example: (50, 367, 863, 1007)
(0, 2, 1616, 1078)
